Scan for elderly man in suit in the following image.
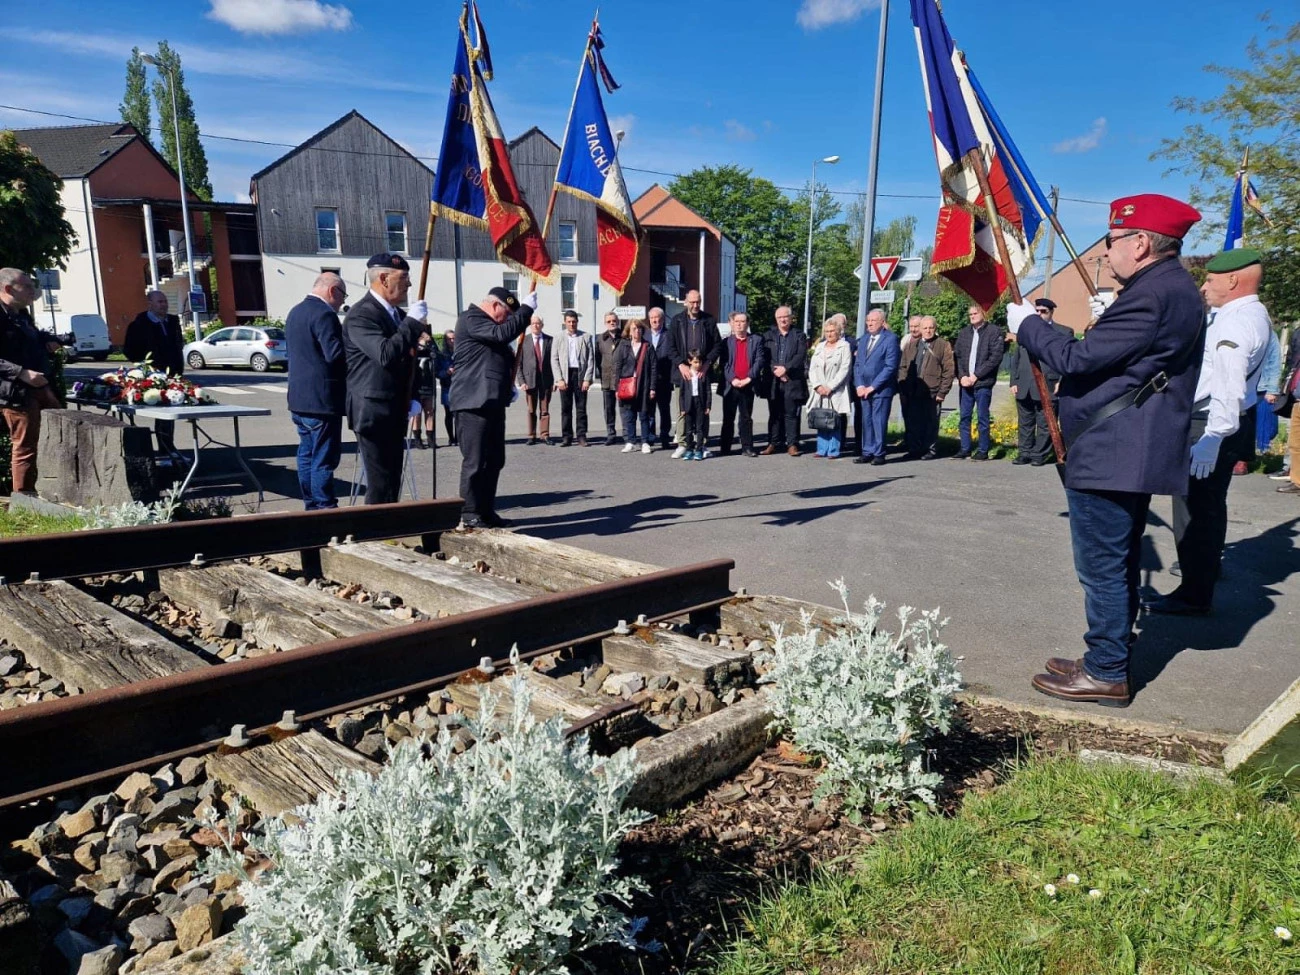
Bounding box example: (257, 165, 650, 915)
(286, 272, 348, 509)
(853, 309, 901, 466)
(551, 310, 594, 447)
(125, 290, 185, 376)
(645, 307, 677, 449)
(763, 305, 807, 455)
(1010, 193, 1204, 708)
(718, 310, 769, 457)
(451, 286, 539, 528)
(953, 304, 1005, 460)
(897, 315, 954, 460)
(343, 253, 431, 505)
(517, 313, 554, 445)
(1009, 297, 1073, 466)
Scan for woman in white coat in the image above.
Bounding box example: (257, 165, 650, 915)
(806, 316, 853, 458)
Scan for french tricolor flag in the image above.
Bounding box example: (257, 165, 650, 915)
(911, 0, 1041, 310)
(553, 26, 640, 295)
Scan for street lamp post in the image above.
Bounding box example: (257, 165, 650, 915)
(142, 54, 202, 339)
(803, 154, 839, 335)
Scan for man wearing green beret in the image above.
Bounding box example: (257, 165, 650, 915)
(1145, 247, 1273, 615)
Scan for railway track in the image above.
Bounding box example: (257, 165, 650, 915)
(0, 502, 736, 808)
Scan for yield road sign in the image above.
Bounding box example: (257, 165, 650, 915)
(870, 256, 901, 290)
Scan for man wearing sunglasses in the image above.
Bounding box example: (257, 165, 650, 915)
(287, 271, 348, 509)
(1005, 194, 1204, 708)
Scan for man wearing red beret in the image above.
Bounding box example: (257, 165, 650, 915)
(1005, 194, 1206, 708)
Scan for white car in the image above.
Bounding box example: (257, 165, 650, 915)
(184, 325, 288, 372)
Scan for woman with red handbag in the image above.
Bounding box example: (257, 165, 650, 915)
(614, 319, 657, 454)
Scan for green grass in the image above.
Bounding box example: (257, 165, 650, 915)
(709, 758, 1300, 975)
(0, 505, 86, 537)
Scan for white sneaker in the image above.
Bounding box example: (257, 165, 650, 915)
(701, 449, 712, 459)
(671, 445, 687, 459)
(621, 442, 635, 453)
(1270, 469, 1292, 480)
(641, 442, 652, 454)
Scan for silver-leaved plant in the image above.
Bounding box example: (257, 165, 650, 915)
(209, 656, 652, 975)
(759, 580, 962, 815)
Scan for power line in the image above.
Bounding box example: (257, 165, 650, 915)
(5, 102, 1112, 208)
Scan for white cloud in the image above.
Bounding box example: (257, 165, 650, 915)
(207, 0, 353, 35)
(1053, 118, 1107, 154)
(796, 0, 880, 30)
(724, 119, 757, 142)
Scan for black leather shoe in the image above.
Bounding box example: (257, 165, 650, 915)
(921, 450, 938, 460)
(1032, 669, 1130, 707)
(954, 451, 970, 460)
(560, 438, 572, 447)
(970, 451, 989, 461)
(853, 455, 871, 464)
(742, 448, 759, 457)
(479, 512, 512, 529)
(1012, 456, 1030, 465)
(1031, 458, 1049, 467)
(871, 456, 886, 466)
(459, 515, 487, 530)
(1143, 594, 1211, 616)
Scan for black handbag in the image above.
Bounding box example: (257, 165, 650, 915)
(807, 395, 838, 433)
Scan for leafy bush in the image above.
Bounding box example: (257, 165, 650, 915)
(210, 659, 651, 975)
(760, 581, 962, 815)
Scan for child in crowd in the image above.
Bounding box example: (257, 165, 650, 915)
(681, 349, 711, 461)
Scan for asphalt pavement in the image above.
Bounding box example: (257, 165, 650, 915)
(66, 362, 1300, 738)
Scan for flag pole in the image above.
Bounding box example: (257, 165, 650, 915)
(964, 146, 1066, 461)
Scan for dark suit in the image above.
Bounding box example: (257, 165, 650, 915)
(853, 329, 901, 460)
(718, 333, 768, 453)
(286, 294, 346, 509)
(645, 326, 677, 447)
(954, 322, 1005, 455)
(517, 331, 554, 441)
(764, 328, 807, 449)
(1010, 321, 1072, 464)
(1018, 255, 1205, 684)
(670, 311, 720, 446)
(343, 292, 426, 504)
(124, 311, 184, 376)
(450, 301, 533, 520)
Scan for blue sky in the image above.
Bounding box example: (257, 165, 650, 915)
(0, 0, 1278, 273)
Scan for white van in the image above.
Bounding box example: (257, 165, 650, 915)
(67, 314, 112, 360)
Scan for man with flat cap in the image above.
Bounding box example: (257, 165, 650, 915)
(344, 253, 431, 504)
(1144, 248, 1273, 616)
(1009, 297, 1072, 466)
(450, 285, 539, 528)
(1006, 194, 1205, 708)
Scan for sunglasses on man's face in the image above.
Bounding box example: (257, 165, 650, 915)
(1105, 231, 1141, 250)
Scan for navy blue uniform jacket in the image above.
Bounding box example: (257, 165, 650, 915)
(448, 302, 534, 412)
(343, 292, 425, 435)
(1018, 257, 1205, 495)
(286, 295, 345, 416)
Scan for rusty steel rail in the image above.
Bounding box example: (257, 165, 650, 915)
(0, 499, 463, 582)
(0, 558, 734, 807)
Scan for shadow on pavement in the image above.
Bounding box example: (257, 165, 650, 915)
(1130, 514, 1300, 696)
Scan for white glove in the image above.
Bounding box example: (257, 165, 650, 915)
(409, 399, 423, 418)
(1189, 433, 1222, 480)
(520, 289, 540, 311)
(1088, 292, 1116, 320)
(1005, 300, 1037, 336)
(408, 299, 428, 322)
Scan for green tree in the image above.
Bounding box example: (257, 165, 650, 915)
(121, 47, 152, 142)
(1155, 16, 1300, 320)
(0, 130, 76, 272)
(151, 41, 212, 200)
(668, 165, 801, 329)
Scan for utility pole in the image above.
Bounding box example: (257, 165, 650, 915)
(1042, 186, 1059, 300)
(854, 0, 889, 338)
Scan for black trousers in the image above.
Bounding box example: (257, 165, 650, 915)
(720, 385, 755, 452)
(649, 378, 674, 447)
(1171, 408, 1255, 605)
(455, 406, 507, 518)
(1015, 395, 1053, 463)
(903, 386, 940, 454)
(602, 388, 618, 438)
(686, 399, 709, 451)
(767, 383, 801, 448)
(357, 423, 405, 505)
(559, 368, 588, 441)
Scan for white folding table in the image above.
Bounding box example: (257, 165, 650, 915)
(133, 405, 272, 504)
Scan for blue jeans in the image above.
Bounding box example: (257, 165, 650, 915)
(292, 412, 342, 510)
(816, 427, 842, 457)
(620, 405, 650, 445)
(1066, 488, 1151, 683)
(959, 386, 993, 453)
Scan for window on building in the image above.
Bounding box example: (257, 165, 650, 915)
(558, 222, 578, 262)
(315, 208, 339, 253)
(385, 211, 408, 254)
(502, 272, 519, 300)
(561, 273, 576, 312)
